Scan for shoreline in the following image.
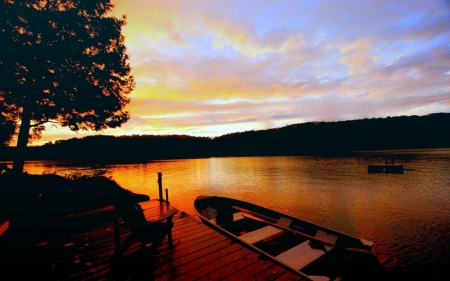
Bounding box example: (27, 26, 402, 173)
(0, 173, 148, 230)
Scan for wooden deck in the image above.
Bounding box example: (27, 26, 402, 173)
(0, 200, 306, 280)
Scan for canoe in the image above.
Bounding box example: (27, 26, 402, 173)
(194, 195, 381, 281)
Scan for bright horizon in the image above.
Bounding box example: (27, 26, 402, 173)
(23, 0, 450, 146)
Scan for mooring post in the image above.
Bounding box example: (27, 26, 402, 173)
(157, 172, 163, 201)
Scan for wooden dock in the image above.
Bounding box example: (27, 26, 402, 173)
(0, 200, 306, 280)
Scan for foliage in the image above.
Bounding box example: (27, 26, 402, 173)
(0, 0, 134, 172)
(0, 98, 17, 146)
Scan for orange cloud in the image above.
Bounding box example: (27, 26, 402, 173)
(339, 39, 380, 75)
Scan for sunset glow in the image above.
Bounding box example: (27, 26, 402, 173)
(32, 0, 450, 145)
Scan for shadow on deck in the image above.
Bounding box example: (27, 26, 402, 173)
(0, 201, 305, 280)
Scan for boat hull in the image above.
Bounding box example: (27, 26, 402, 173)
(194, 195, 381, 281)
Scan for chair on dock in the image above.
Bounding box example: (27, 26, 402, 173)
(112, 200, 177, 259)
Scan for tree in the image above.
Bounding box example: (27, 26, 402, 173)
(0, 0, 135, 173)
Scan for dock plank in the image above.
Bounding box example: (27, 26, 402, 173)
(197, 249, 262, 280)
(254, 264, 291, 281)
(170, 246, 251, 281)
(154, 238, 236, 278)
(222, 258, 278, 281)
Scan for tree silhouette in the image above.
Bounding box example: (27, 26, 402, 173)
(0, 98, 17, 147)
(0, 0, 134, 173)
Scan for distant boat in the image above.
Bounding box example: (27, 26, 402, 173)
(368, 158, 404, 174)
(367, 164, 404, 174)
(194, 195, 382, 281)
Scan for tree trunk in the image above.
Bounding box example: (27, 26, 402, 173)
(12, 104, 32, 174)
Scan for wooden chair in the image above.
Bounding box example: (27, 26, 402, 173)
(112, 200, 177, 258)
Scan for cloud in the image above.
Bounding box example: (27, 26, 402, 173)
(24, 0, 450, 145)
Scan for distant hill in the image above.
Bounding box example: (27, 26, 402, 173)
(1, 112, 449, 161)
(213, 112, 450, 156)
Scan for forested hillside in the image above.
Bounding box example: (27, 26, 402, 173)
(1, 113, 449, 161)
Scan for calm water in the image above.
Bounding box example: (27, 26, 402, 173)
(22, 148, 450, 275)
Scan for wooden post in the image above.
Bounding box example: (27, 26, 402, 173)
(166, 188, 169, 204)
(158, 172, 163, 201)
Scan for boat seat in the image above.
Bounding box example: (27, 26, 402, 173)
(239, 225, 284, 245)
(206, 209, 245, 223)
(232, 212, 245, 222)
(275, 230, 338, 271)
(277, 216, 293, 227)
(204, 207, 217, 220)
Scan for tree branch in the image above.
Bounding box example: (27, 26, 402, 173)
(30, 119, 60, 127)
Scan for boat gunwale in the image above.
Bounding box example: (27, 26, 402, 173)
(194, 195, 374, 246)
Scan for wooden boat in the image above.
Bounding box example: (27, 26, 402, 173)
(194, 195, 381, 281)
(367, 164, 404, 174)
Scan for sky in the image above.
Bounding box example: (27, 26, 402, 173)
(32, 0, 450, 145)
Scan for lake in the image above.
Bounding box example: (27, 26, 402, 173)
(22, 148, 450, 277)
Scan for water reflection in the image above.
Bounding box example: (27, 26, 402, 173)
(22, 149, 450, 275)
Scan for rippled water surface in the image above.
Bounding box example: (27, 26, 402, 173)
(23, 148, 450, 275)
